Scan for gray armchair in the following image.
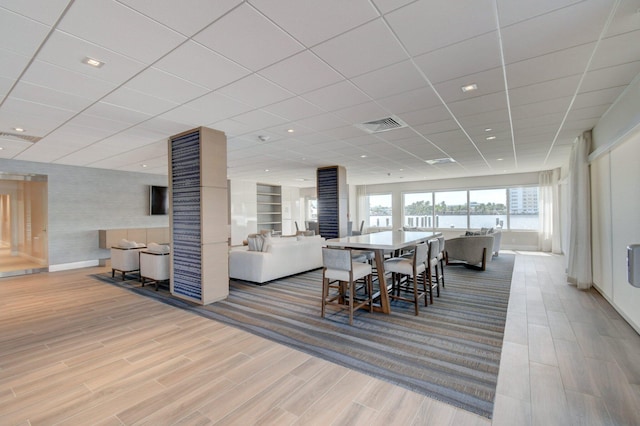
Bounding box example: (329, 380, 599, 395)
(445, 235, 494, 271)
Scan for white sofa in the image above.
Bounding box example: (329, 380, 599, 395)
(229, 235, 324, 284)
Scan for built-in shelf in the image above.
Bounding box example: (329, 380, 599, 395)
(257, 183, 282, 234)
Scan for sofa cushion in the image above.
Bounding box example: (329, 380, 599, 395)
(118, 238, 139, 248)
(146, 242, 170, 254)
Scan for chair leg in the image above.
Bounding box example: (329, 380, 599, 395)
(348, 279, 354, 326)
(367, 275, 373, 313)
(112, 269, 115, 278)
(411, 275, 419, 316)
(440, 258, 446, 287)
(421, 270, 428, 306)
(321, 276, 327, 318)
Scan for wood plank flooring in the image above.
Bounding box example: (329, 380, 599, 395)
(1, 251, 639, 425)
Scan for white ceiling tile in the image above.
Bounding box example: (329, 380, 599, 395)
(573, 86, 626, 109)
(154, 41, 250, 90)
(434, 67, 506, 103)
(209, 118, 257, 137)
(0, 0, 70, 25)
(66, 112, 133, 134)
(37, 30, 147, 84)
(303, 81, 371, 111)
(501, 0, 613, 64)
(312, 19, 408, 78)
(0, 48, 30, 80)
(414, 120, 461, 137)
(101, 87, 179, 116)
(496, 0, 583, 26)
(22, 60, 117, 99)
(377, 87, 442, 115)
(258, 51, 343, 95)
(334, 101, 390, 124)
(232, 110, 288, 131)
(262, 97, 325, 121)
(447, 92, 508, 117)
(603, 0, 640, 37)
(0, 8, 50, 56)
(295, 113, 350, 132)
(398, 106, 452, 126)
(0, 76, 13, 99)
(217, 74, 293, 108)
(83, 101, 152, 126)
(156, 106, 213, 127)
(118, 0, 242, 37)
(512, 97, 572, 120)
(250, 0, 379, 47)
(414, 32, 502, 85)
(58, 0, 186, 64)
(508, 75, 581, 107)
(185, 92, 254, 122)
(351, 60, 427, 99)
(124, 67, 209, 104)
(580, 61, 640, 93)
(10, 81, 94, 112)
(386, 0, 496, 56)
(590, 30, 640, 70)
(506, 43, 595, 88)
(371, 0, 415, 15)
(0, 98, 77, 135)
(194, 3, 304, 71)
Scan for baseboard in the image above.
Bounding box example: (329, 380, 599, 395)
(49, 259, 100, 272)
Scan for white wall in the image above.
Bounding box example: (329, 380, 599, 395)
(590, 75, 640, 331)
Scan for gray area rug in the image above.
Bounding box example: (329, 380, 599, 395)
(92, 254, 514, 418)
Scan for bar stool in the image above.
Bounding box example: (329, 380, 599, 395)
(383, 242, 429, 315)
(321, 247, 373, 325)
(437, 236, 446, 289)
(428, 239, 443, 300)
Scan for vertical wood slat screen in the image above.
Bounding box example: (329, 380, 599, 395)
(170, 130, 202, 300)
(317, 167, 339, 239)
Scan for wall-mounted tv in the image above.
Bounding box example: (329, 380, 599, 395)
(149, 185, 168, 215)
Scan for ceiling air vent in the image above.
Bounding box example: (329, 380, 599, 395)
(0, 132, 42, 143)
(425, 157, 456, 165)
(355, 115, 407, 134)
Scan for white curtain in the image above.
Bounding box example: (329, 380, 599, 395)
(356, 185, 367, 231)
(566, 131, 593, 289)
(538, 168, 562, 253)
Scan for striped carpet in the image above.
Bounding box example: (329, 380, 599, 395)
(93, 254, 514, 418)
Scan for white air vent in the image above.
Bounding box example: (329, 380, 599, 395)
(425, 157, 456, 165)
(355, 115, 407, 134)
(0, 132, 42, 143)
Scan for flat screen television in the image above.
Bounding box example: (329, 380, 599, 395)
(149, 185, 168, 215)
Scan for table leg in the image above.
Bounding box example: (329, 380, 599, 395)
(373, 248, 391, 314)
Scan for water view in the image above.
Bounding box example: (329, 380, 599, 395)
(370, 214, 539, 230)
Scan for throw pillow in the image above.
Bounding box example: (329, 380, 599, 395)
(247, 234, 262, 251)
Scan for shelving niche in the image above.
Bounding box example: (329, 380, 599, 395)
(257, 183, 282, 234)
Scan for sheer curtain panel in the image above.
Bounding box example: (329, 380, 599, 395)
(538, 169, 562, 253)
(566, 131, 593, 289)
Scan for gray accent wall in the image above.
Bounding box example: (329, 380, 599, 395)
(0, 158, 168, 267)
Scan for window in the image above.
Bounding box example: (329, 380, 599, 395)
(469, 189, 507, 229)
(508, 187, 539, 230)
(367, 194, 392, 228)
(403, 192, 433, 228)
(434, 191, 467, 229)
(306, 199, 317, 221)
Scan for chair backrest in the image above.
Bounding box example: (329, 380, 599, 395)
(414, 242, 429, 265)
(295, 221, 299, 231)
(322, 247, 352, 271)
(359, 220, 365, 233)
(428, 239, 439, 261)
(437, 236, 445, 253)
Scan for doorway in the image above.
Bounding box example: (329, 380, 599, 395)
(0, 173, 48, 277)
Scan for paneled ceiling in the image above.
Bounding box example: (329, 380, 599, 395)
(1, 0, 639, 186)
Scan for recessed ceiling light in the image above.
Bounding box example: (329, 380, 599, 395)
(82, 57, 104, 68)
(399, 168, 404, 171)
(425, 157, 456, 165)
(485, 136, 496, 140)
(287, 129, 294, 133)
(461, 83, 478, 92)
(14, 127, 25, 132)
(0, 147, 4, 150)
(265, 169, 270, 172)
(496, 158, 504, 161)
(484, 128, 492, 132)
(141, 164, 148, 168)
(360, 154, 367, 158)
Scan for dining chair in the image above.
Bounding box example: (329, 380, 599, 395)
(428, 239, 443, 300)
(351, 220, 365, 236)
(383, 242, 429, 315)
(437, 235, 446, 289)
(321, 247, 373, 325)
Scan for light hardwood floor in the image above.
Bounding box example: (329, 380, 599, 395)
(1, 251, 639, 425)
